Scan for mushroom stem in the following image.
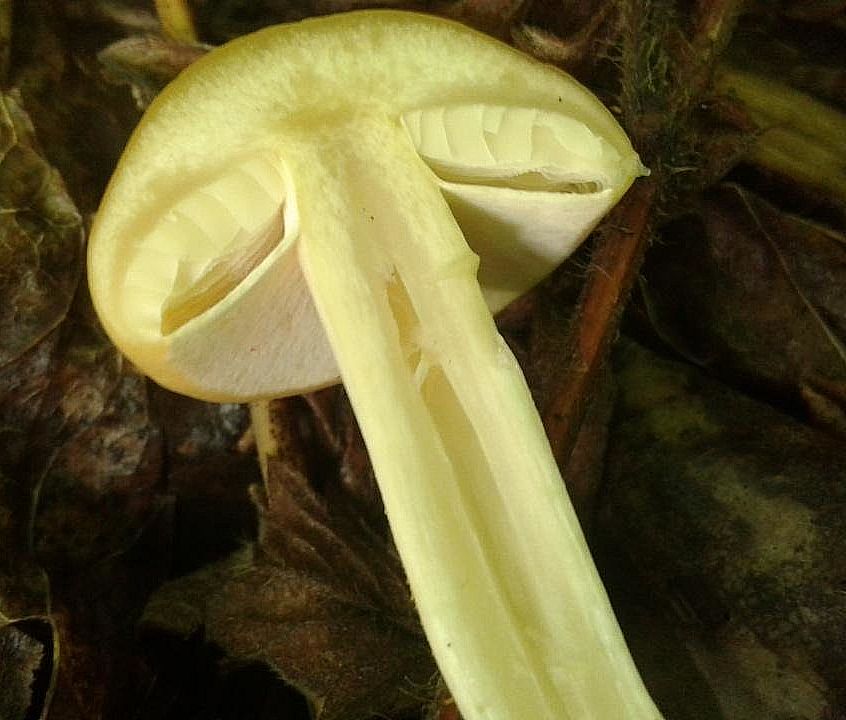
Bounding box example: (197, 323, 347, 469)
(289, 119, 662, 720)
(154, 0, 198, 43)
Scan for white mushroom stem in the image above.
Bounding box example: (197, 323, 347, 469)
(86, 12, 659, 716)
(285, 117, 661, 720)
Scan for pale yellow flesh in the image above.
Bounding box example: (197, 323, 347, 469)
(283, 120, 661, 720)
(87, 12, 660, 719)
(88, 11, 645, 401)
(112, 116, 661, 717)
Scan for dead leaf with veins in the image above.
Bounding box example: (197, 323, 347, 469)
(639, 183, 846, 432)
(0, 92, 83, 367)
(143, 393, 435, 720)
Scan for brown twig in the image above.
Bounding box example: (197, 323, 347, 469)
(539, 0, 745, 468)
(0, 0, 11, 83)
(543, 178, 657, 466)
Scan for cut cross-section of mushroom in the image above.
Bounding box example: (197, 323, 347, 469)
(402, 103, 624, 190)
(402, 102, 645, 311)
(124, 153, 288, 337)
(88, 11, 659, 720)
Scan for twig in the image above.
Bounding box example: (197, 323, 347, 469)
(543, 178, 657, 465)
(0, 0, 11, 83)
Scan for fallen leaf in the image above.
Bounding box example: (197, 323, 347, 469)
(143, 393, 436, 720)
(0, 619, 53, 720)
(0, 92, 83, 367)
(639, 183, 846, 431)
(779, 0, 846, 23)
(0, 104, 168, 712)
(13, 299, 168, 720)
(9, 0, 141, 213)
(600, 339, 846, 718)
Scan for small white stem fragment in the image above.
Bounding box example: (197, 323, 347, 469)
(154, 0, 198, 43)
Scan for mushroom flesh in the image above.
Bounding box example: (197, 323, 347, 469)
(88, 11, 659, 720)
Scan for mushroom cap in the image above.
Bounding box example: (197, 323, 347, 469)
(88, 10, 643, 401)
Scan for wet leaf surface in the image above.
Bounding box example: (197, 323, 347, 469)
(638, 183, 846, 432)
(600, 340, 846, 718)
(0, 92, 83, 367)
(0, 619, 51, 720)
(9, 0, 141, 214)
(0, 91, 166, 718)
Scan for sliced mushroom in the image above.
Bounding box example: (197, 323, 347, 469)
(88, 11, 658, 720)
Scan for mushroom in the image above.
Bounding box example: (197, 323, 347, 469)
(88, 10, 659, 720)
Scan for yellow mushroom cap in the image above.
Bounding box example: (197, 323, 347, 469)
(88, 10, 643, 401)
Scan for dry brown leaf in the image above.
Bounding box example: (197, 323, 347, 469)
(639, 183, 846, 430)
(0, 92, 83, 368)
(10, 0, 141, 213)
(0, 91, 166, 712)
(143, 389, 433, 720)
(0, 619, 53, 720)
(143, 457, 435, 720)
(601, 339, 846, 718)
